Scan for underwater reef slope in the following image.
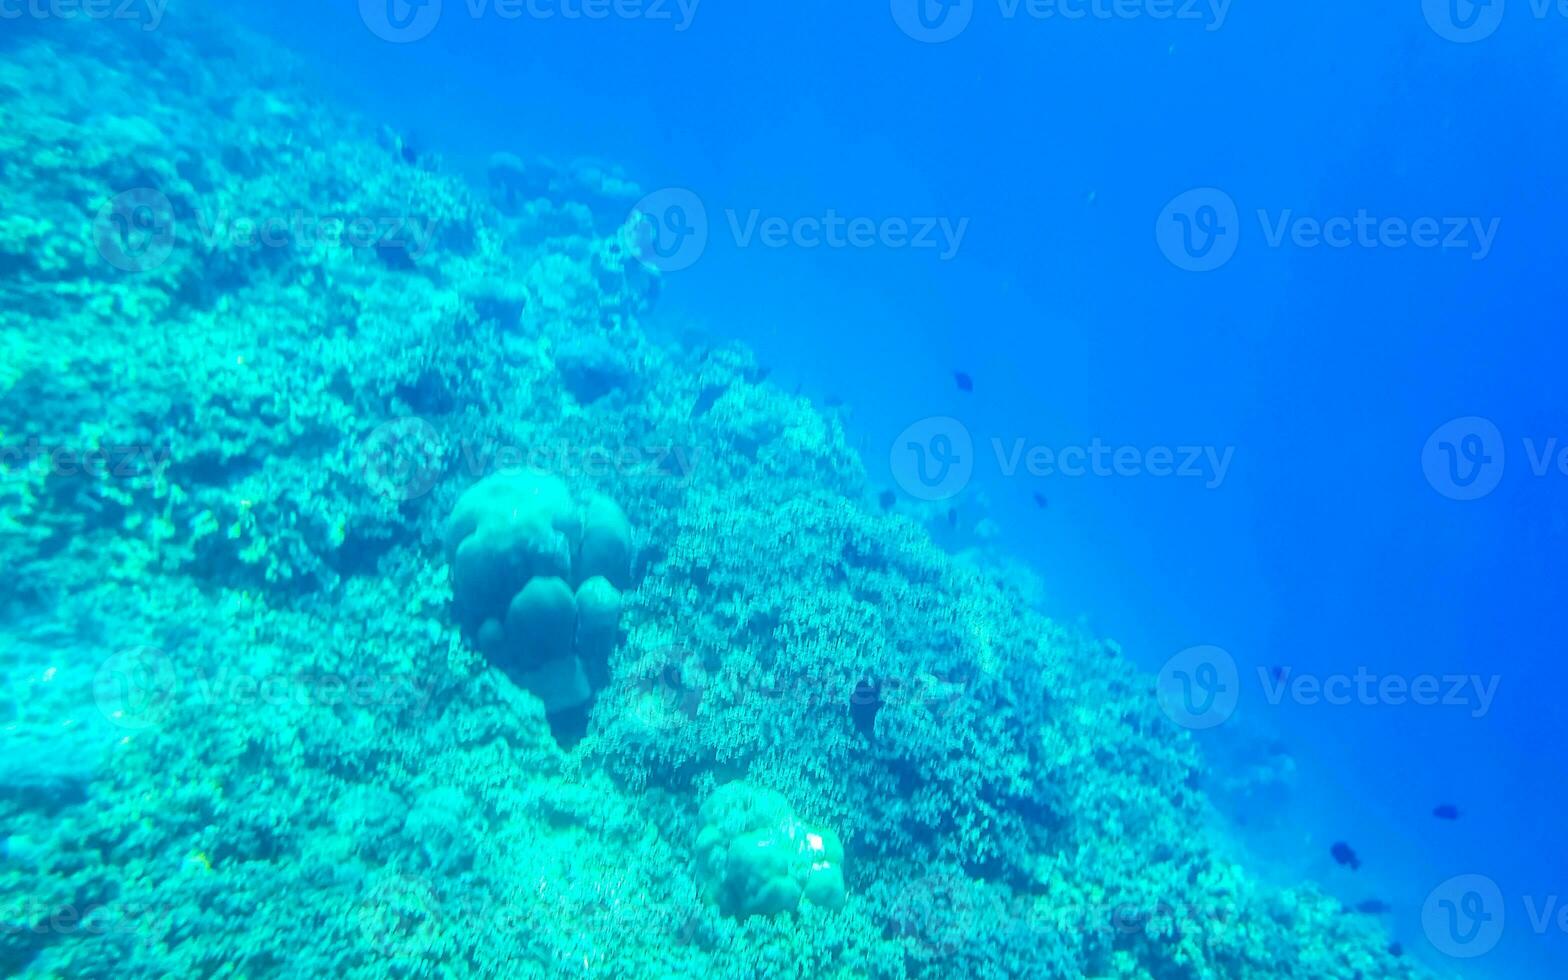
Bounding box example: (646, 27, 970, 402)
(0, 11, 1436, 980)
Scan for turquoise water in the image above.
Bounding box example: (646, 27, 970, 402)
(2, 2, 1564, 977)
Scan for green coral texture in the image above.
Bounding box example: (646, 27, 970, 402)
(0, 10, 1444, 980)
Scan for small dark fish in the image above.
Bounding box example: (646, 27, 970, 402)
(946, 507, 958, 528)
(400, 139, 420, 165)
(1388, 942, 1403, 958)
(954, 371, 974, 393)
(1032, 492, 1049, 509)
(1268, 665, 1289, 684)
(824, 394, 844, 408)
(1331, 842, 1362, 871)
(850, 679, 882, 739)
(878, 490, 896, 512)
(1433, 804, 1461, 820)
(1355, 899, 1392, 915)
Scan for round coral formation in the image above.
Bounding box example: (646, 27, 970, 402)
(444, 470, 632, 734)
(696, 782, 847, 918)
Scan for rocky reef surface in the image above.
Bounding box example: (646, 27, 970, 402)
(0, 9, 1434, 979)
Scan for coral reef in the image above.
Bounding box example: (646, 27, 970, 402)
(444, 470, 630, 740)
(0, 11, 1442, 980)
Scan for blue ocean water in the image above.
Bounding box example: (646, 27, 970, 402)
(8, 1, 1566, 976)
(265, 4, 1567, 974)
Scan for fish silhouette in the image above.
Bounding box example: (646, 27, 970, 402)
(1330, 842, 1361, 870)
